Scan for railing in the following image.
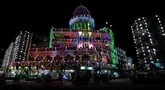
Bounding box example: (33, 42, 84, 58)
(53, 39, 78, 42)
(53, 28, 108, 33)
(53, 39, 110, 44)
(30, 46, 98, 52)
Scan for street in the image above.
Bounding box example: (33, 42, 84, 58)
(2, 78, 165, 90)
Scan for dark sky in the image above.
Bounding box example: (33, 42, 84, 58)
(0, 1, 164, 63)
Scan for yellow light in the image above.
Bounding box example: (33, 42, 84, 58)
(89, 43, 93, 48)
(78, 43, 83, 48)
(78, 32, 82, 36)
(106, 43, 110, 46)
(132, 64, 134, 66)
(88, 22, 90, 30)
(88, 32, 92, 36)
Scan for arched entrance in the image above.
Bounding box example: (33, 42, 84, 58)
(64, 54, 74, 69)
(54, 54, 63, 65)
(29, 54, 34, 60)
(45, 55, 52, 60)
(36, 55, 42, 61)
(75, 55, 80, 61)
(64, 54, 74, 61)
(81, 54, 90, 66)
(82, 54, 90, 61)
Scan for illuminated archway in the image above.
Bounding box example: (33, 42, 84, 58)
(45, 55, 52, 60)
(75, 55, 80, 61)
(54, 54, 62, 61)
(29, 54, 35, 60)
(36, 55, 42, 61)
(64, 54, 74, 61)
(96, 37, 101, 40)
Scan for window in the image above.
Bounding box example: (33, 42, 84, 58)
(64, 36, 70, 39)
(96, 37, 101, 40)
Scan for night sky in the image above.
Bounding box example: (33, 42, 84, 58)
(0, 1, 164, 63)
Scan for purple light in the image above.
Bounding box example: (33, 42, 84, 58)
(73, 6, 90, 16)
(104, 35, 108, 40)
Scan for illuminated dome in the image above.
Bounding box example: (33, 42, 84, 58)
(73, 6, 91, 16)
(69, 5, 95, 30)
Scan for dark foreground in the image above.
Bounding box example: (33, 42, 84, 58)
(2, 83, 165, 90)
(1, 79, 165, 90)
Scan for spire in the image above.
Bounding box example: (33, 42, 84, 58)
(81, 4, 82, 6)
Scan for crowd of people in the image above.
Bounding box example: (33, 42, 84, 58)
(0, 69, 120, 85)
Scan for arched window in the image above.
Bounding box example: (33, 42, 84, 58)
(54, 34, 60, 40)
(75, 55, 80, 61)
(36, 55, 42, 61)
(96, 37, 101, 40)
(64, 36, 70, 39)
(82, 54, 90, 61)
(45, 55, 52, 60)
(64, 54, 73, 61)
(54, 54, 62, 61)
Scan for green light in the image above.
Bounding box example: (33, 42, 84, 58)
(101, 27, 116, 68)
(74, 24, 76, 30)
(109, 29, 116, 68)
(76, 23, 78, 29)
(49, 26, 53, 48)
(84, 22, 86, 29)
(80, 23, 82, 29)
(55, 34, 60, 43)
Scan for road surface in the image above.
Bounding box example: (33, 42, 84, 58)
(3, 79, 165, 90)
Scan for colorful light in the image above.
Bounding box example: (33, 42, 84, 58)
(4, 6, 120, 76)
(101, 27, 116, 68)
(49, 26, 53, 48)
(110, 29, 116, 68)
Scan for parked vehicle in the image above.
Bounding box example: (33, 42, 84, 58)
(0, 74, 6, 85)
(112, 72, 120, 79)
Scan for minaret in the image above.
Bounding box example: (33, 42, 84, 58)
(49, 26, 54, 48)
